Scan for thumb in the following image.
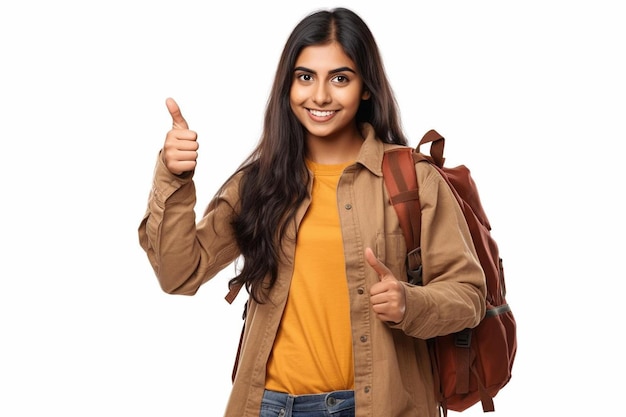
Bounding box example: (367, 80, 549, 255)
(165, 97, 189, 130)
(364, 247, 393, 281)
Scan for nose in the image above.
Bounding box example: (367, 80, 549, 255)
(313, 81, 331, 105)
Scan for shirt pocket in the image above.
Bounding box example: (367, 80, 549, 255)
(375, 231, 407, 281)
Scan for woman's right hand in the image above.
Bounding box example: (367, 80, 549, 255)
(163, 97, 199, 175)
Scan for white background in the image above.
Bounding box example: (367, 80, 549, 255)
(1, 0, 624, 416)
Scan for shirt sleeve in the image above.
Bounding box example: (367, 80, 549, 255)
(138, 152, 241, 295)
(389, 162, 487, 339)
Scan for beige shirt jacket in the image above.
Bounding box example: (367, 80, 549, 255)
(138, 123, 486, 417)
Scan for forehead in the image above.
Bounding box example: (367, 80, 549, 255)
(294, 41, 357, 71)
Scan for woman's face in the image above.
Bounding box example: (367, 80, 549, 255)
(290, 41, 370, 142)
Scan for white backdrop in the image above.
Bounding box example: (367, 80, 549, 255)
(1, 1, 624, 416)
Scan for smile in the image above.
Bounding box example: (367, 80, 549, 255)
(308, 109, 336, 117)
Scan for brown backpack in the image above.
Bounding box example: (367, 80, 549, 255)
(382, 129, 517, 414)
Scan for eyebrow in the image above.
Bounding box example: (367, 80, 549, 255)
(293, 66, 357, 75)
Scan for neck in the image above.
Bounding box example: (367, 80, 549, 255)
(306, 126, 363, 164)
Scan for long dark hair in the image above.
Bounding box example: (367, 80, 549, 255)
(223, 8, 407, 303)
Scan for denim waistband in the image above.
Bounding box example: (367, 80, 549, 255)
(262, 389, 355, 412)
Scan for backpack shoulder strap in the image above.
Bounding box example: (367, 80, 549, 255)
(382, 147, 422, 276)
(382, 147, 421, 252)
(382, 129, 445, 282)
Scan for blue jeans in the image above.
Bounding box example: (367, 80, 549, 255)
(260, 389, 355, 417)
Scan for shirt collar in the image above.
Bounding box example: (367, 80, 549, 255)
(355, 123, 387, 177)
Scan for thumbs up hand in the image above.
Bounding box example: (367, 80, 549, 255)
(162, 97, 199, 175)
(365, 247, 406, 324)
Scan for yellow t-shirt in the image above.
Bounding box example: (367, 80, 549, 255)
(265, 160, 354, 394)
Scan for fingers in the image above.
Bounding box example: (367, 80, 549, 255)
(365, 247, 406, 323)
(163, 97, 198, 175)
(165, 97, 189, 130)
(163, 131, 198, 175)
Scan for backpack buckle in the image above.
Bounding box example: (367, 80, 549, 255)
(406, 247, 423, 285)
(454, 329, 472, 348)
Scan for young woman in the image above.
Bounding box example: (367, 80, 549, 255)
(139, 7, 486, 417)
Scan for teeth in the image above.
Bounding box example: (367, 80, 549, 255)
(309, 109, 335, 117)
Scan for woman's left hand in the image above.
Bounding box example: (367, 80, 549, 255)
(365, 247, 406, 324)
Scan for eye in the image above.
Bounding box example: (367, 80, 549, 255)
(331, 74, 349, 84)
(297, 73, 314, 82)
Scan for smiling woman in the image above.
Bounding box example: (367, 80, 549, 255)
(2, 0, 624, 416)
(290, 42, 371, 164)
(138, 7, 486, 417)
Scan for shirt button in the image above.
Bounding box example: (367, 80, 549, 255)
(364, 386, 371, 393)
(344, 203, 352, 210)
(360, 335, 367, 343)
(357, 287, 364, 295)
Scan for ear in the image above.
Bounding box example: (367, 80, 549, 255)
(361, 90, 371, 100)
